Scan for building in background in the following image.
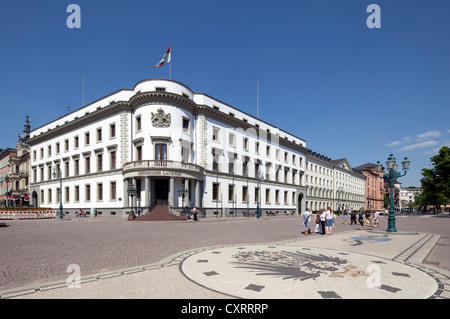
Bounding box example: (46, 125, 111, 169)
(400, 187, 422, 212)
(9, 116, 31, 206)
(306, 151, 366, 212)
(354, 163, 385, 211)
(0, 148, 17, 207)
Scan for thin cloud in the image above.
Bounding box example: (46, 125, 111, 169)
(399, 140, 438, 151)
(386, 141, 401, 147)
(386, 136, 411, 147)
(417, 130, 441, 141)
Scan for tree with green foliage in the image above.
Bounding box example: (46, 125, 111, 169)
(420, 146, 450, 214)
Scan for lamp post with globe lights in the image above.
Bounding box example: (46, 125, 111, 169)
(375, 154, 410, 232)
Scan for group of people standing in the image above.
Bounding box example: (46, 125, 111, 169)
(302, 207, 381, 235)
(302, 207, 335, 236)
(342, 209, 380, 228)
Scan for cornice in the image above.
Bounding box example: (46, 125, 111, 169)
(28, 102, 130, 145)
(130, 91, 197, 113)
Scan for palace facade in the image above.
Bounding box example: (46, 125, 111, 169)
(29, 79, 311, 217)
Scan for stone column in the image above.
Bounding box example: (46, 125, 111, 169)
(145, 176, 150, 206)
(195, 179, 200, 207)
(123, 178, 129, 208)
(169, 177, 174, 206)
(144, 176, 152, 213)
(184, 179, 190, 207)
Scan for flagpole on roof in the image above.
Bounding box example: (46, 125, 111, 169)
(257, 81, 259, 119)
(169, 43, 172, 80)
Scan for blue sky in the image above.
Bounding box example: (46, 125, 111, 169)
(1, 0, 449, 187)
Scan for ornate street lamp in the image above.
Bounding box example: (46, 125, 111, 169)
(178, 184, 189, 215)
(336, 186, 344, 216)
(178, 185, 188, 202)
(376, 154, 410, 232)
(52, 166, 63, 219)
(127, 183, 137, 217)
(256, 170, 264, 219)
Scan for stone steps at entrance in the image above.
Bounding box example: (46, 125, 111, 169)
(132, 205, 186, 221)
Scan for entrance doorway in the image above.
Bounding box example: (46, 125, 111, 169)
(155, 179, 168, 202)
(297, 192, 304, 214)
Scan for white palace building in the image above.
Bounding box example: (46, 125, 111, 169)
(28, 79, 364, 218)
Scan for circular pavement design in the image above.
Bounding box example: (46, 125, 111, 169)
(180, 244, 438, 299)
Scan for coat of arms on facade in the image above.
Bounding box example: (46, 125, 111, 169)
(151, 108, 171, 127)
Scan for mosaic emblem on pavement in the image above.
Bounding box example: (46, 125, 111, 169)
(180, 245, 438, 299)
(231, 250, 361, 281)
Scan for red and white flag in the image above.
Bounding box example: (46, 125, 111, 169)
(153, 44, 171, 68)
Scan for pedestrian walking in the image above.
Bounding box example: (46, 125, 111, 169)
(350, 210, 357, 225)
(302, 208, 312, 235)
(364, 210, 373, 226)
(343, 209, 349, 224)
(192, 206, 198, 221)
(373, 210, 380, 228)
(358, 209, 364, 226)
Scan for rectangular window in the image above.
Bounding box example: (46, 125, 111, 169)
(212, 127, 220, 141)
(136, 146, 142, 161)
(182, 118, 190, 131)
(242, 186, 248, 202)
(110, 123, 116, 138)
(229, 133, 235, 146)
(155, 144, 167, 161)
(97, 183, 103, 201)
(110, 181, 116, 200)
(242, 160, 248, 177)
(75, 186, 80, 202)
(74, 159, 79, 176)
(228, 157, 235, 174)
(65, 186, 70, 203)
(97, 128, 102, 142)
(265, 189, 270, 204)
(212, 183, 219, 201)
(85, 156, 90, 174)
(85, 184, 91, 201)
(65, 161, 70, 177)
(136, 116, 142, 131)
(110, 151, 116, 169)
(85, 132, 90, 146)
(97, 154, 103, 171)
(74, 136, 79, 148)
(228, 184, 235, 201)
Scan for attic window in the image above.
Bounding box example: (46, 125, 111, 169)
(156, 87, 166, 92)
